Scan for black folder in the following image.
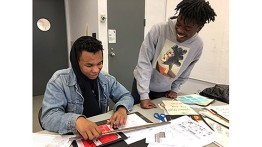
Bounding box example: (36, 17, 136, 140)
(72, 111, 152, 147)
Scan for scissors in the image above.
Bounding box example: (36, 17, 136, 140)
(154, 113, 166, 122)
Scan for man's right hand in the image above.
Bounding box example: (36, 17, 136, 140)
(76, 117, 102, 140)
(140, 99, 157, 109)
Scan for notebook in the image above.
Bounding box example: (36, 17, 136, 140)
(177, 94, 215, 106)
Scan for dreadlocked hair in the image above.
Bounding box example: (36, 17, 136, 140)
(174, 0, 216, 26)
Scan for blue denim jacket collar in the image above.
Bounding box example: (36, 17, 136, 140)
(67, 68, 108, 87)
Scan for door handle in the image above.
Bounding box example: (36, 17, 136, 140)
(110, 51, 116, 56)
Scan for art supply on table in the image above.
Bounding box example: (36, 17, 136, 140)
(202, 108, 229, 124)
(73, 124, 125, 147)
(153, 113, 166, 122)
(176, 94, 215, 106)
(103, 121, 170, 135)
(210, 109, 229, 123)
(201, 114, 229, 129)
(198, 115, 214, 131)
(162, 100, 198, 115)
(70, 121, 171, 141)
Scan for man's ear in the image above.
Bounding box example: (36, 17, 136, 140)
(197, 25, 204, 33)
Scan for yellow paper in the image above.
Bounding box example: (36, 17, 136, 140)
(162, 100, 198, 115)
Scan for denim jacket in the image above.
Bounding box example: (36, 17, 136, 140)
(41, 68, 134, 134)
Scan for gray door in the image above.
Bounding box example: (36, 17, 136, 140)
(33, 0, 68, 96)
(108, 0, 145, 91)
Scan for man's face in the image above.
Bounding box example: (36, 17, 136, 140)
(78, 50, 103, 79)
(175, 15, 203, 43)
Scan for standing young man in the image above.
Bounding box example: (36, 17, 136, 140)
(41, 36, 134, 140)
(132, 0, 216, 109)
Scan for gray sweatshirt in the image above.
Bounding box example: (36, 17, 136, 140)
(133, 19, 203, 100)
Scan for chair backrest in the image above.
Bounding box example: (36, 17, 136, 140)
(38, 107, 45, 130)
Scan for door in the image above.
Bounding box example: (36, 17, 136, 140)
(108, 0, 145, 91)
(33, 0, 68, 96)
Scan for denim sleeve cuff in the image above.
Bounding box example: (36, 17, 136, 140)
(70, 114, 85, 135)
(113, 104, 133, 113)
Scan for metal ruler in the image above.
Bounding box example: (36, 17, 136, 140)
(70, 121, 170, 141)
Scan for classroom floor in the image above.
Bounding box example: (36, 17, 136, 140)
(32, 95, 44, 133)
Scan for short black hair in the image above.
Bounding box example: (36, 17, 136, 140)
(174, 0, 216, 26)
(71, 36, 103, 61)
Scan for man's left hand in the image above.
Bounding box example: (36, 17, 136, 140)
(166, 91, 177, 99)
(107, 106, 127, 128)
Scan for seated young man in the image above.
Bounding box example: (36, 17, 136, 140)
(40, 36, 134, 140)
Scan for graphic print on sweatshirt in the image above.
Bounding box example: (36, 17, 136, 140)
(155, 39, 190, 78)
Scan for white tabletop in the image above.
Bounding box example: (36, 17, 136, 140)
(37, 97, 228, 147)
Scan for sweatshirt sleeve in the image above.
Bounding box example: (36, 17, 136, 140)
(134, 25, 160, 100)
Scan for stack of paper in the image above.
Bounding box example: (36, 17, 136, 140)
(146, 116, 218, 147)
(32, 133, 75, 147)
(162, 100, 198, 115)
(123, 113, 150, 144)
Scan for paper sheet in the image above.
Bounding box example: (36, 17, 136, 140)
(32, 133, 75, 147)
(108, 29, 116, 43)
(199, 105, 229, 127)
(200, 105, 229, 147)
(146, 116, 217, 147)
(121, 113, 150, 144)
(162, 100, 198, 115)
(207, 105, 229, 119)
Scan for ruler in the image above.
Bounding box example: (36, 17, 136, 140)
(102, 121, 170, 135)
(70, 121, 170, 141)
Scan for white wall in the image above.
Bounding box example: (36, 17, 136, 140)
(166, 0, 229, 85)
(146, 0, 228, 94)
(97, 0, 108, 73)
(64, 0, 228, 94)
(144, 0, 167, 37)
(64, 0, 109, 72)
(66, 0, 98, 41)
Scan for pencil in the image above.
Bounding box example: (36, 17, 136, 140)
(210, 109, 229, 123)
(199, 115, 214, 131)
(202, 114, 229, 129)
